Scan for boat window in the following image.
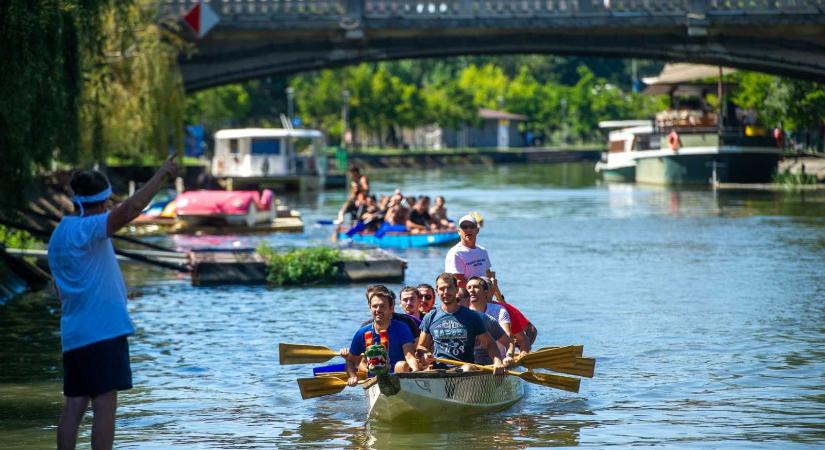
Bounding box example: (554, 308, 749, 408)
(608, 140, 624, 152)
(251, 139, 281, 155)
(229, 139, 239, 154)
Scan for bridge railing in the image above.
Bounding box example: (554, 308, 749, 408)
(162, 0, 346, 18)
(160, 0, 825, 21)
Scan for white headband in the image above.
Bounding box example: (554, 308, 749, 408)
(73, 185, 112, 216)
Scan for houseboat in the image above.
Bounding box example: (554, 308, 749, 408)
(596, 64, 782, 185)
(211, 127, 327, 191)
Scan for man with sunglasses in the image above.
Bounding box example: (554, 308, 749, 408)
(416, 283, 436, 315)
(444, 214, 491, 289)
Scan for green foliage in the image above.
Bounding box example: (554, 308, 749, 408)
(0, 226, 42, 250)
(80, 1, 186, 164)
(773, 169, 819, 186)
(733, 72, 825, 134)
(257, 245, 341, 286)
(0, 0, 185, 212)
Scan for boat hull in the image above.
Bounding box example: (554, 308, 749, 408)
(366, 371, 525, 422)
(635, 147, 781, 185)
(596, 161, 636, 182)
(338, 230, 458, 248)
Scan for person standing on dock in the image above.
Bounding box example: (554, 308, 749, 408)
(444, 214, 491, 289)
(48, 156, 177, 450)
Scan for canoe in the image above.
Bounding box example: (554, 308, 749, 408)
(337, 230, 458, 248)
(365, 370, 525, 422)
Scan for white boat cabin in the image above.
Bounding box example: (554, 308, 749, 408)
(211, 128, 325, 178)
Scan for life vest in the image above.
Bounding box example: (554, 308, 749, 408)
(364, 329, 389, 375)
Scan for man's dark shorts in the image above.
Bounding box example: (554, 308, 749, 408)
(63, 335, 132, 398)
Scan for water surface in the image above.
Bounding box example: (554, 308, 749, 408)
(2, 163, 824, 448)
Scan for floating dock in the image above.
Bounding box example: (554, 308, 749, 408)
(189, 247, 406, 287)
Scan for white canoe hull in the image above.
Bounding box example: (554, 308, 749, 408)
(366, 371, 525, 422)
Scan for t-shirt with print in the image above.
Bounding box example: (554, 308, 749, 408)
(48, 212, 134, 352)
(420, 305, 486, 364)
(444, 243, 491, 279)
(349, 319, 414, 372)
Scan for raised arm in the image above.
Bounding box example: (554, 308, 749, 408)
(107, 155, 178, 236)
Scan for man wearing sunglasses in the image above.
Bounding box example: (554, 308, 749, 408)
(444, 214, 491, 289)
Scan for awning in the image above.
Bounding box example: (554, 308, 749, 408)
(642, 63, 736, 86)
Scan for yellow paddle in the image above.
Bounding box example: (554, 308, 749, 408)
(297, 376, 370, 399)
(313, 371, 367, 382)
(279, 343, 340, 365)
(433, 357, 581, 393)
(523, 346, 595, 378)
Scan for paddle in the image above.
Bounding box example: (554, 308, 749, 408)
(523, 345, 595, 378)
(433, 357, 580, 393)
(297, 376, 369, 399)
(279, 343, 340, 365)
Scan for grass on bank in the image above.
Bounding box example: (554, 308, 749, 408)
(773, 169, 819, 187)
(256, 244, 341, 286)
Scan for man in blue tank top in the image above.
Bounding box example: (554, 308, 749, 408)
(417, 273, 506, 373)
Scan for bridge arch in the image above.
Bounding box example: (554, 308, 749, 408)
(162, 0, 825, 90)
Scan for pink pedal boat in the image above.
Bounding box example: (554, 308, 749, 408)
(174, 189, 276, 228)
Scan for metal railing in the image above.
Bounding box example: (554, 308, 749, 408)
(159, 0, 825, 20)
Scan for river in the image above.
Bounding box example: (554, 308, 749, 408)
(2, 162, 824, 448)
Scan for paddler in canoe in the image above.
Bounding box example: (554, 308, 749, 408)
(341, 286, 421, 386)
(415, 273, 508, 373)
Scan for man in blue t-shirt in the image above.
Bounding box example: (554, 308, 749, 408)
(49, 156, 178, 450)
(346, 289, 420, 386)
(417, 273, 506, 373)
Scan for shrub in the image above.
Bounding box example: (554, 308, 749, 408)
(257, 244, 341, 286)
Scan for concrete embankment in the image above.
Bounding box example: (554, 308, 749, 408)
(348, 148, 602, 169)
(779, 155, 825, 181)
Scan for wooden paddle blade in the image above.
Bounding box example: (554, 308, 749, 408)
(279, 343, 338, 365)
(546, 357, 595, 378)
(517, 345, 580, 369)
(536, 345, 584, 358)
(513, 370, 581, 393)
(313, 371, 368, 382)
(297, 377, 347, 399)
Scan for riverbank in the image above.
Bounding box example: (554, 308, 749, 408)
(347, 147, 601, 170)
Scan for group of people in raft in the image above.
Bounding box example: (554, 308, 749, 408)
(339, 212, 538, 384)
(336, 166, 456, 237)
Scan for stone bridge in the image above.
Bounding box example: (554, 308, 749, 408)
(159, 0, 825, 90)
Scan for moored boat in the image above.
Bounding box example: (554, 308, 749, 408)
(337, 229, 458, 248)
(175, 189, 277, 228)
(365, 371, 525, 422)
(596, 64, 783, 186)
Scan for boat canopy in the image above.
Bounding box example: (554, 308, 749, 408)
(215, 128, 324, 140)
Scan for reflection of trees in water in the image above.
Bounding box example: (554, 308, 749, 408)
(0, 291, 60, 383)
(0, 290, 62, 435)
